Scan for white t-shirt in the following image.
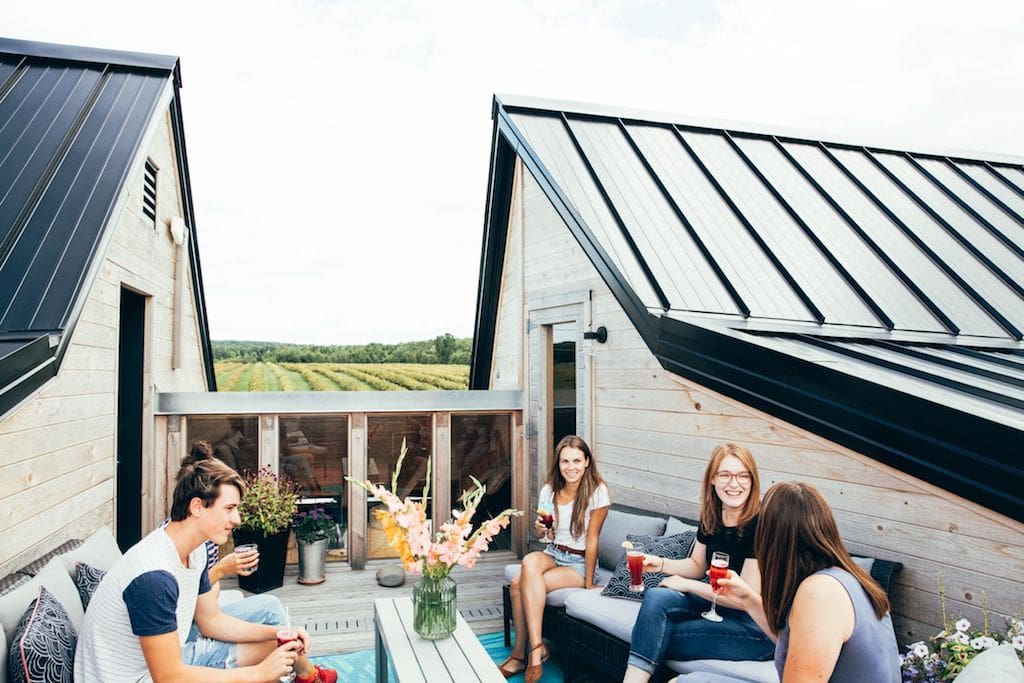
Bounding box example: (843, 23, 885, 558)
(538, 482, 610, 550)
(75, 528, 211, 682)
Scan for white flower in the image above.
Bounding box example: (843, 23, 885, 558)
(968, 636, 995, 650)
(981, 636, 998, 649)
(1012, 634, 1024, 651)
(912, 642, 930, 658)
(1010, 619, 1024, 636)
(955, 618, 971, 632)
(948, 631, 970, 645)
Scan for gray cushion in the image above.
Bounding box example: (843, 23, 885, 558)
(665, 516, 699, 537)
(72, 563, 105, 611)
(598, 510, 666, 570)
(57, 527, 120, 577)
(601, 532, 696, 601)
(503, 563, 613, 608)
(851, 556, 875, 575)
(1, 614, 7, 683)
(376, 565, 405, 588)
(564, 588, 642, 643)
(668, 658, 779, 682)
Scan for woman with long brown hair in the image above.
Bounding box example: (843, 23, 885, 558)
(499, 435, 609, 683)
(623, 443, 774, 683)
(717, 481, 900, 682)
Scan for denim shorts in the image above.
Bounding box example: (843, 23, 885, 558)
(543, 544, 586, 577)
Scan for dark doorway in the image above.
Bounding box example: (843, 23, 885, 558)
(551, 323, 577, 449)
(116, 288, 146, 552)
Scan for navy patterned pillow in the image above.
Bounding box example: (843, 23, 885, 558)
(8, 586, 76, 683)
(600, 531, 696, 601)
(74, 562, 106, 610)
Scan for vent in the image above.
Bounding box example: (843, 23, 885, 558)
(142, 159, 158, 226)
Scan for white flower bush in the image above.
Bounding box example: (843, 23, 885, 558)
(901, 615, 1024, 682)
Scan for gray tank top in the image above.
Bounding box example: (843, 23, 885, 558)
(774, 567, 900, 683)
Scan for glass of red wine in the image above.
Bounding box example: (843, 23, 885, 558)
(626, 544, 645, 592)
(701, 551, 730, 622)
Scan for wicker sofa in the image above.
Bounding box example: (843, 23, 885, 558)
(502, 505, 904, 683)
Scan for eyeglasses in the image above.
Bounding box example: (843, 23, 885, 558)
(715, 471, 752, 485)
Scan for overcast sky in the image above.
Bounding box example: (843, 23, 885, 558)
(4, 0, 1023, 344)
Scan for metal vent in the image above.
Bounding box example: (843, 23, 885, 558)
(142, 159, 158, 225)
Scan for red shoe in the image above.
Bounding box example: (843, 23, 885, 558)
(295, 664, 338, 683)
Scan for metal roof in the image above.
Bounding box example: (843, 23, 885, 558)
(0, 37, 216, 415)
(472, 95, 1024, 520)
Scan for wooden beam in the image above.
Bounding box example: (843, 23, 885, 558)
(349, 413, 367, 569)
(433, 412, 451, 529)
(512, 411, 526, 556)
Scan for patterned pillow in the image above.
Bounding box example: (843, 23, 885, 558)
(73, 562, 106, 611)
(8, 586, 76, 683)
(601, 531, 696, 601)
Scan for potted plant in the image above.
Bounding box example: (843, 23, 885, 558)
(293, 507, 335, 585)
(234, 466, 298, 593)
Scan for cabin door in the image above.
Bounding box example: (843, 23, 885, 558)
(116, 288, 146, 551)
(527, 294, 594, 481)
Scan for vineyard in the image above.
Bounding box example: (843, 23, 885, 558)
(214, 362, 469, 392)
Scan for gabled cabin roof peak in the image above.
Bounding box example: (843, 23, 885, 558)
(494, 93, 1024, 167)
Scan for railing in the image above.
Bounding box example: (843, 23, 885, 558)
(154, 390, 524, 568)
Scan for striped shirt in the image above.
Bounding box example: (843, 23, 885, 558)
(74, 527, 211, 682)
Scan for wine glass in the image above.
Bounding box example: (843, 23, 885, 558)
(701, 551, 730, 622)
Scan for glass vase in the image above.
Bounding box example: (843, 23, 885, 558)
(412, 574, 457, 640)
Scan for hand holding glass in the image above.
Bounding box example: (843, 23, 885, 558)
(701, 551, 729, 622)
(234, 543, 259, 576)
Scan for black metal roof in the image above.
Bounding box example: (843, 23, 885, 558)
(0, 37, 216, 416)
(471, 94, 1024, 521)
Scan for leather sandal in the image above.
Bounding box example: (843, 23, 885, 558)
(524, 643, 548, 683)
(497, 653, 525, 679)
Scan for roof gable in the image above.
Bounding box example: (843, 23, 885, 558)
(473, 95, 1024, 521)
(0, 37, 215, 414)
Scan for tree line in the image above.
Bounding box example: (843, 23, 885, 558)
(212, 334, 472, 365)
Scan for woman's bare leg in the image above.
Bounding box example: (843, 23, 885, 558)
(522, 556, 584, 667)
(508, 574, 527, 659)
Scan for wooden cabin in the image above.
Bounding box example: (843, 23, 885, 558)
(469, 95, 1024, 644)
(0, 38, 215, 577)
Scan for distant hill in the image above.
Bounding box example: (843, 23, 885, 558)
(212, 334, 471, 365)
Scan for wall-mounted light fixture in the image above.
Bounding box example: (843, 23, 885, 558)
(583, 326, 608, 344)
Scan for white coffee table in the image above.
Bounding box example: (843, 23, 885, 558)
(373, 596, 505, 682)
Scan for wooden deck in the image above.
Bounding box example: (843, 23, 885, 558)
(224, 551, 514, 656)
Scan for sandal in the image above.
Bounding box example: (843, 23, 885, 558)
(498, 653, 525, 679)
(524, 643, 549, 683)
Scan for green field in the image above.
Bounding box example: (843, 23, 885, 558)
(214, 362, 469, 392)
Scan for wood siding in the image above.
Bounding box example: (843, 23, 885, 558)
(0, 106, 209, 578)
(498, 168, 1024, 645)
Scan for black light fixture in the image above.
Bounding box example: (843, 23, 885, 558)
(583, 326, 608, 344)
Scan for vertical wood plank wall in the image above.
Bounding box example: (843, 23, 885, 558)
(498, 168, 1024, 644)
(0, 108, 209, 578)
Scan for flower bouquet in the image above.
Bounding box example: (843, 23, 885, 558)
(348, 440, 521, 638)
(901, 613, 1024, 681)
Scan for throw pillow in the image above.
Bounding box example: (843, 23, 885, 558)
(73, 562, 105, 611)
(597, 510, 667, 570)
(8, 586, 76, 683)
(601, 531, 697, 601)
(0, 559, 84, 639)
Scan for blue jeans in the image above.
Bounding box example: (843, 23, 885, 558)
(627, 586, 774, 673)
(183, 594, 287, 668)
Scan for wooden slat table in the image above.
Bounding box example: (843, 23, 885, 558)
(373, 597, 505, 682)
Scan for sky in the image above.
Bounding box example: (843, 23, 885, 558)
(4, 0, 1023, 345)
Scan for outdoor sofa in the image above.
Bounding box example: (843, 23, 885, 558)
(502, 504, 904, 682)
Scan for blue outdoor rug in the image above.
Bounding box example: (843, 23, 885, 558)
(310, 631, 564, 682)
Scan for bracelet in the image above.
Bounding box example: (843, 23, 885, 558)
(659, 557, 665, 572)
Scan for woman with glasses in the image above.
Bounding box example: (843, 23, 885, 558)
(623, 443, 774, 683)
